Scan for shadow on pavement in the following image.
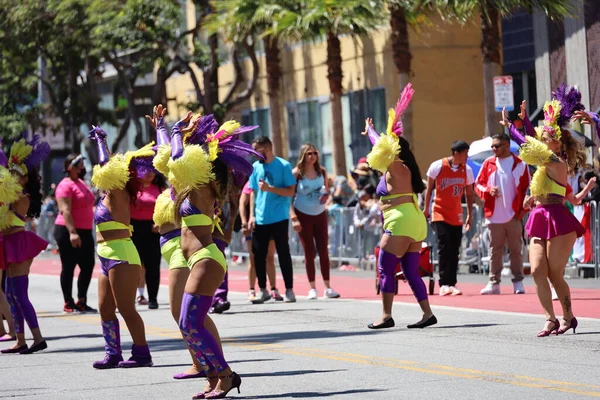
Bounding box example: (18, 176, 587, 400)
(228, 328, 387, 344)
(47, 338, 189, 355)
(433, 323, 504, 329)
(242, 369, 346, 378)
(237, 389, 385, 398)
(221, 308, 321, 315)
(45, 333, 100, 340)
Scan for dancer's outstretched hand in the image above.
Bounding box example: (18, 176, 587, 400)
(361, 118, 374, 135)
(518, 100, 527, 120)
(574, 110, 597, 126)
(499, 107, 510, 128)
(145, 104, 167, 129)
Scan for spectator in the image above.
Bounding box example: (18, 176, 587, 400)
(54, 154, 97, 313)
(424, 140, 475, 296)
(475, 133, 530, 295)
(327, 196, 345, 257)
(238, 181, 280, 303)
(332, 175, 354, 206)
(249, 136, 297, 303)
(290, 143, 340, 300)
(39, 193, 57, 249)
(581, 171, 600, 204)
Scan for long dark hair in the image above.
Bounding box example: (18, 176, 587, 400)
(398, 137, 425, 194)
(126, 169, 140, 205)
(25, 168, 43, 218)
(152, 172, 169, 191)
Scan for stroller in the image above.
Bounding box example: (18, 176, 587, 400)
(375, 242, 435, 296)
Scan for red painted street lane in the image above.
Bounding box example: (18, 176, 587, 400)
(30, 257, 600, 319)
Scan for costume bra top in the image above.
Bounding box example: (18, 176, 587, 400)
(376, 176, 388, 197)
(530, 168, 567, 198)
(94, 198, 131, 233)
(8, 209, 26, 228)
(180, 198, 213, 228)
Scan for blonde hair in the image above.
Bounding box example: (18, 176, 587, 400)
(295, 143, 322, 180)
(560, 130, 586, 175)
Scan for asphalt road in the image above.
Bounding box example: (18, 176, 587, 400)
(2, 273, 600, 400)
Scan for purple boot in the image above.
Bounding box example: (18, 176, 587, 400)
(118, 344, 153, 368)
(93, 320, 123, 369)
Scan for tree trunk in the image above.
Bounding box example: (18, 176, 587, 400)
(480, 3, 503, 137)
(326, 32, 347, 176)
(264, 36, 284, 157)
(389, 4, 414, 145)
(111, 115, 131, 154)
(203, 34, 220, 117)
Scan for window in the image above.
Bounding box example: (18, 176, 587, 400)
(241, 108, 271, 143)
(287, 98, 329, 168)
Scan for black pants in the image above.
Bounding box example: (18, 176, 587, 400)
(432, 221, 463, 287)
(54, 225, 96, 303)
(252, 219, 294, 290)
(131, 219, 161, 302)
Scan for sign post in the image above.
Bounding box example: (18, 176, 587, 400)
(493, 76, 514, 112)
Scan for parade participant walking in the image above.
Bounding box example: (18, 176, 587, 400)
(503, 85, 596, 336)
(475, 131, 530, 295)
(88, 126, 154, 368)
(249, 137, 297, 303)
(168, 112, 260, 398)
(424, 141, 475, 296)
(290, 143, 340, 300)
(54, 154, 97, 313)
(239, 181, 280, 303)
(363, 84, 437, 330)
(0, 135, 50, 354)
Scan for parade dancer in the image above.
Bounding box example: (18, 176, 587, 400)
(502, 85, 596, 337)
(147, 105, 222, 381)
(88, 126, 154, 368)
(0, 135, 50, 354)
(363, 84, 437, 330)
(168, 111, 260, 399)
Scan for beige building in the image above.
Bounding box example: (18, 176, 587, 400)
(166, 3, 486, 174)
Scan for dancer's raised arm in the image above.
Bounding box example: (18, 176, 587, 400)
(88, 126, 111, 166)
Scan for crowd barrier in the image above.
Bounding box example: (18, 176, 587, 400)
(230, 201, 600, 278)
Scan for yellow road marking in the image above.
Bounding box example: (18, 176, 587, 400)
(56, 313, 600, 397)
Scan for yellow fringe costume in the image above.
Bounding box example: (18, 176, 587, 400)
(91, 143, 156, 191)
(0, 167, 23, 230)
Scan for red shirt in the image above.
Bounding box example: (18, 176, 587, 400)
(130, 184, 161, 221)
(55, 178, 95, 230)
(433, 158, 468, 226)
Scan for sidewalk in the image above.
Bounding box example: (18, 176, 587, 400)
(31, 253, 600, 319)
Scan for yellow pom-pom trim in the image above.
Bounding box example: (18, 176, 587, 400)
(8, 139, 33, 175)
(530, 167, 554, 198)
(167, 145, 214, 193)
(153, 189, 176, 227)
(91, 155, 129, 191)
(0, 167, 22, 206)
(366, 134, 401, 174)
(124, 142, 156, 167)
(217, 120, 241, 139)
(0, 205, 13, 230)
(207, 140, 219, 162)
(153, 145, 172, 176)
(519, 136, 555, 167)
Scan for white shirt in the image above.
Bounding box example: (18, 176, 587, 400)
(426, 159, 474, 184)
(488, 156, 516, 224)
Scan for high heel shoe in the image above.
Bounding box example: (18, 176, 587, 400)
(537, 319, 559, 337)
(192, 376, 219, 399)
(555, 317, 578, 335)
(205, 372, 241, 399)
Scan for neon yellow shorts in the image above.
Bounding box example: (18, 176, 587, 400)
(161, 236, 188, 270)
(97, 238, 141, 276)
(381, 195, 427, 242)
(187, 243, 227, 272)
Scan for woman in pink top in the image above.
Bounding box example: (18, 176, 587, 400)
(54, 154, 97, 313)
(130, 171, 167, 309)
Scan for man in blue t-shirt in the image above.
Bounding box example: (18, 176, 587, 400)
(249, 136, 297, 303)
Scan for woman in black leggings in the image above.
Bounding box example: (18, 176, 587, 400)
(130, 172, 167, 309)
(54, 154, 97, 313)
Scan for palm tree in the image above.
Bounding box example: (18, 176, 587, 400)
(416, 0, 573, 136)
(209, 1, 299, 157)
(281, 0, 385, 176)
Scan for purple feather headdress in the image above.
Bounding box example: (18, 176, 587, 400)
(552, 84, 585, 129)
(186, 114, 219, 145)
(8, 134, 51, 176)
(24, 134, 51, 171)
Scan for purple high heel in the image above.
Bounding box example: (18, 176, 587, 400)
(555, 317, 578, 335)
(537, 319, 559, 337)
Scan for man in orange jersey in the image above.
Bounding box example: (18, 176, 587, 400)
(424, 141, 474, 296)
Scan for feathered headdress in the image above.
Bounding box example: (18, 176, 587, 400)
(535, 84, 585, 141)
(8, 134, 51, 176)
(386, 83, 414, 137)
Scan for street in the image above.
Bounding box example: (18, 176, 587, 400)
(2, 257, 600, 400)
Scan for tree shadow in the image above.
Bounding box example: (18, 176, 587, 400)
(238, 388, 385, 399)
(228, 328, 387, 345)
(242, 369, 346, 378)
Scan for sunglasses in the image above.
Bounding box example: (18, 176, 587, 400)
(305, 151, 318, 156)
(491, 144, 505, 149)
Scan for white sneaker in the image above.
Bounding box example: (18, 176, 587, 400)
(551, 286, 559, 301)
(284, 289, 296, 303)
(324, 288, 340, 299)
(307, 289, 318, 300)
(513, 281, 525, 294)
(480, 283, 501, 295)
(450, 286, 462, 296)
(439, 285, 452, 296)
(501, 267, 512, 277)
